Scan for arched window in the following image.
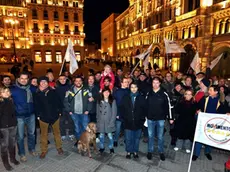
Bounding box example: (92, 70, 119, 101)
(188, 27, 191, 38)
(219, 20, 223, 34)
(225, 19, 230, 33)
(195, 25, 199, 38)
(182, 28, 185, 39)
(74, 13, 78, 22)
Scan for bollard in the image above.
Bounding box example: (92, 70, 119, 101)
(225, 159, 230, 172)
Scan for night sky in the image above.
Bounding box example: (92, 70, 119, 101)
(83, 0, 129, 46)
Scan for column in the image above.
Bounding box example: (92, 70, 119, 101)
(215, 22, 220, 35)
(222, 22, 226, 34)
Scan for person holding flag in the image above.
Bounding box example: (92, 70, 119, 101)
(192, 85, 227, 161)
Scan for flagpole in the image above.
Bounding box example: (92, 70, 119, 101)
(59, 57, 66, 76)
(130, 60, 141, 76)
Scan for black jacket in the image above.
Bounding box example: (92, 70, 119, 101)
(85, 84, 100, 114)
(137, 79, 151, 96)
(63, 86, 92, 114)
(146, 88, 173, 120)
(0, 98, 17, 128)
(120, 94, 146, 130)
(34, 88, 62, 124)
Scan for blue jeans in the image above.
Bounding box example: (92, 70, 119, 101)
(194, 142, 212, 157)
(114, 120, 122, 142)
(176, 139, 191, 150)
(99, 133, 114, 149)
(147, 119, 165, 153)
(70, 113, 89, 140)
(125, 129, 142, 153)
(17, 114, 35, 156)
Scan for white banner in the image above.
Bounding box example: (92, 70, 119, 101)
(64, 40, 78, 74)
(194, 112, 230, 151)
(190, 52, 201, 74)
(164, 38, 186, 54)
(210, 53, 223, 70)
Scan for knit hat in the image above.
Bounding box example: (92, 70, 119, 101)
(38, 76, 49, 85)
(201, 78, 210, 88)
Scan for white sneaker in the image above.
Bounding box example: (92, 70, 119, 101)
(96, 138, 100, 143)
(186, 149, 191, 153)
(174, 147, 179, 151)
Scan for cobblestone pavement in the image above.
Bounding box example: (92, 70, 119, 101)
(0, 128, 229, 172)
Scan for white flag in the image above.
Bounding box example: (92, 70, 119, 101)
(164, 38, 186, 54)
(194, 112, 230, 151)
(64, 40, 78, 74)
(134, 44, 152, 67)
(190, 52, 201, 74)
(210, 53, 223, 70)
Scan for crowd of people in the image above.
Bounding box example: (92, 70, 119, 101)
(0, 63, 230, 171)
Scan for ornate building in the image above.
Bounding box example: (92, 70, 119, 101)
(0, 0, 85, 64)
(101, 13, 119, 61)
(116, 0, 230, 76)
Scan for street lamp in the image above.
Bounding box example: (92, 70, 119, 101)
(5, 19, 19, 63)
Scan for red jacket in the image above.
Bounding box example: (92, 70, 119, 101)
(100, 71, 115, 91)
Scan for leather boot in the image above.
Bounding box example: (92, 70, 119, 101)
(9, 148, 20, 165)
(1, 153, 13, 171)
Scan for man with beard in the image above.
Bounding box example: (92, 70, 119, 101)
(56, 75, 74, 141)
(10, 72, 37, 162)
(64, 76, 92, 146)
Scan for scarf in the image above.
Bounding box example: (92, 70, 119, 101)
(130, 92, 139, 105)
(16, 80, 33, 103)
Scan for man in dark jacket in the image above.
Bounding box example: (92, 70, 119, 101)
(10, 72, 37, 162)
(64, 76, 92, 144)
(193, 85, 227, 161)
(114, 68, 123, 88)
(34, 76, 63, 159)
(56, 75, 74, 141)
(85, 75, 99, 123)
(146, 77, 173, 161)
(120, 81, 146, 159)
(113, 77, 130, 147)
(138, 72, 151, 96)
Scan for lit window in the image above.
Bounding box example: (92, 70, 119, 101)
(56, 51, 62, 63)
(35, 51, 42, 62)
(45, 51, 52, 62)
(18, 12, 23, 17)
(54, 24, 59, 32)
(75, 51, 80, 61)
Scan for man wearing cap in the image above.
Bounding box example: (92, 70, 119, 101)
(34, 76, 63, 159)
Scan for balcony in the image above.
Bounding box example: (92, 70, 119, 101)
(32, 15, 38, 19)
(32, 28, 39, 33)
(64, 30, 70, 34)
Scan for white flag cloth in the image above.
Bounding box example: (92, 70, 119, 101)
(134, 44, 152, 67)
(164, 38, 186, 54)
(194, 112, 230, 151)
(190, 52, 201, 74)
(210, 53, 223, 70)
(64, 40, 78, 74)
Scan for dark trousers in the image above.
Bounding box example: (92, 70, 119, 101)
(89, 113, 96, 123)
(60, 113, 74, 136)
(125, 129, 142, 153)
(0, 126, 17, 154)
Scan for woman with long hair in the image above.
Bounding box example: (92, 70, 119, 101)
(96, 88, 117, 154)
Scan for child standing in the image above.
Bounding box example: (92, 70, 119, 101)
(174, 89, 197, 153)
(100, 65, 115, 91)
(0, 87, 20, 171)
(97, 89, 117, 154)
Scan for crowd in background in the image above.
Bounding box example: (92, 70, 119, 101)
(0, 63, 230, 171)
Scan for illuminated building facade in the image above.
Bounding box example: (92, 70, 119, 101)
(101, 13, 119, 60)
(115, 0, 230, 76)
(0, 0, 85, 64)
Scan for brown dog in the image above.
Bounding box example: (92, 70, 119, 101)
(77, 122, 97, 158)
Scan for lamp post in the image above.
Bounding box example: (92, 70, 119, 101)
(5, 19, 18, 63)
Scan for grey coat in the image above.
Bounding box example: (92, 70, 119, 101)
(96, 100, 117, 133)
